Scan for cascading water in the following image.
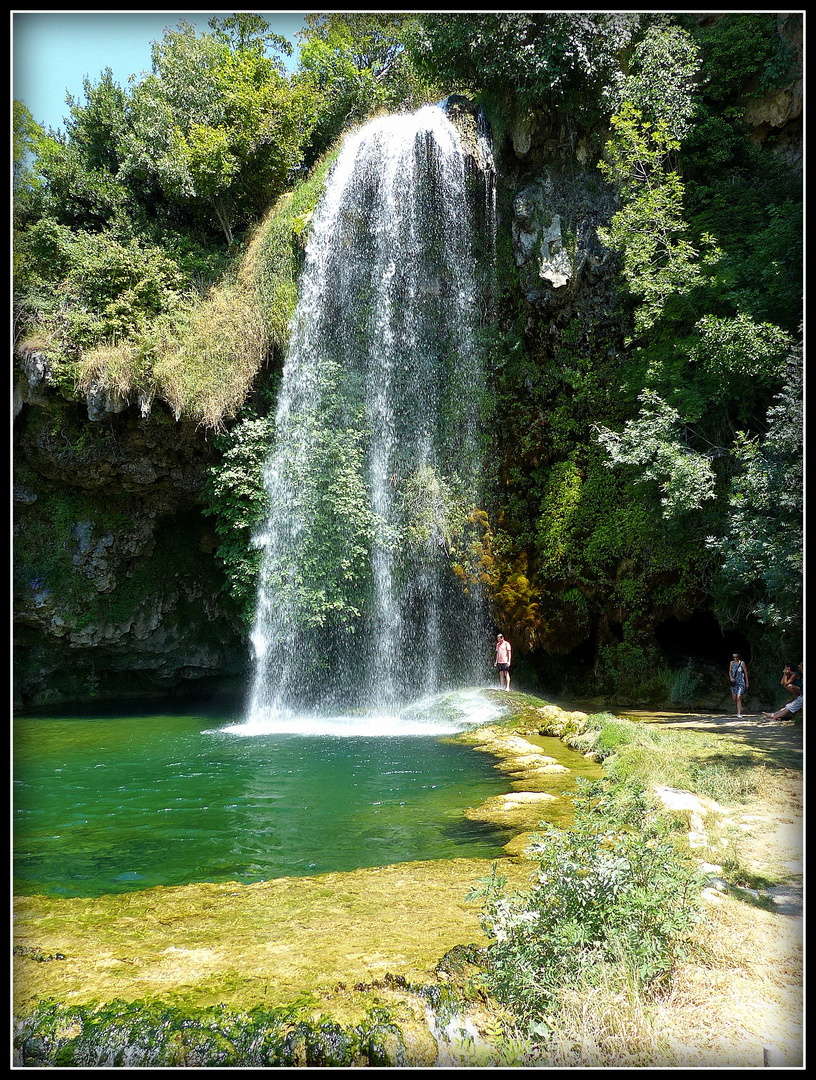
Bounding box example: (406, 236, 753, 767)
(246, 103, 496, 728)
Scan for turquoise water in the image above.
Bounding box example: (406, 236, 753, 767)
(13, 698, 515, 898)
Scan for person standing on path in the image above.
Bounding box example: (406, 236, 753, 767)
(495, 633, 512, 691)
(728, 652, 749, 717)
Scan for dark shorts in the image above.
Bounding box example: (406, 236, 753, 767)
(497, 663, 510, 672)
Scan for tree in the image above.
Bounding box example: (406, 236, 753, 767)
(594, 390, 717, 518)
(301, 13, 417, 82)
(599, 103, 704, 338)
(17, 72, 133, 235)
(13, 101, 43, 194)
(595, 21, 795, 504)
(64, 68, 130, 174)
(708, 346, 803, 653)
(295, 13, 433, 163)
(623, 20, 701, 142)
(596, 23, 703, 338)
(208, 12, 293, 65)
(412, 12, 640, 121)
(202, 412, 274, 626)
(120, 20, 315, 244)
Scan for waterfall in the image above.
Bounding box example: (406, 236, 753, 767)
(246, 104, 496, 726)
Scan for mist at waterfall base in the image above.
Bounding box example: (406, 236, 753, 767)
(244, 103, 497, 734)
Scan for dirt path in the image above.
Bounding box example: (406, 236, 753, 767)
(621, 708, 803, 758)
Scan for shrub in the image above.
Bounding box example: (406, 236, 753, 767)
(470, 778, 704, 1029)
(659, 659, 702, 706)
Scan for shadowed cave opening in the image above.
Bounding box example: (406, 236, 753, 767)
(655, 610, 752, 667)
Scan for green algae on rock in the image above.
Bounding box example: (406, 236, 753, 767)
(14, 997, 415, 1068)
(453, 693, 605, 841)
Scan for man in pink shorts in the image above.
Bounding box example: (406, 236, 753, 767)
(495, 633, 512, 691)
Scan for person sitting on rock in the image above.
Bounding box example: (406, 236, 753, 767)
(764, 661, 803, 722)
(781, 662, 803, 702)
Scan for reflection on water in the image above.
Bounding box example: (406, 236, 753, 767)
(13, 693, 515, 898)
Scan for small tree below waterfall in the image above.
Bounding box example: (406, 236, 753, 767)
(202, 413, 273, 628)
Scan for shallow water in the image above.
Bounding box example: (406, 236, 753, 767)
(13, 695, 516, 898)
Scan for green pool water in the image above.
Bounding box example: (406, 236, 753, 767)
(13, 698, 517, 898)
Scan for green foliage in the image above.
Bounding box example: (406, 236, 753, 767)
(120, 21, 317, 244)
(17, 71, 131, 237)
(535, 459, 583, 577)
(13, 101, 46, 201)
(622, 22, 701, 141)
(412, 13, 640, 123)
(262, 364, 381, 632)
(708, 348, 803, 652)
(594, 390, 716, 517)
(688, 314, 791, 408)
(681, 13, 794, 104)
(296, 13, 439, 164)
(300, 12, 421, 85)
(13, 13, 320, 371)
(593, 639, 665, 701)
(577, 16, 801, 679)
(598, 99, 703, 337)
(208, 12, 294, 65)
(401, 464, 468, 552)
(677, 15, 802, 336)
(659, 660, 703, 706)
(721, 201, 802, 334)
(16, 137, 339, 430)
(202, 413, 274, 627)
(12, 14, 321, 405)
(251, 146, 340, 352)
(471, 778, 703, 1026)
(17, 223, 189, 352)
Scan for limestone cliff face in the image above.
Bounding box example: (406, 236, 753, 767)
(712, 11, 803, 170)
(13, 348, 246, 710)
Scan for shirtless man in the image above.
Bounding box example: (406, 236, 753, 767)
(764, 661, 803, 722)
(781, 662, 802, 703)
(495, 633, 512, 691)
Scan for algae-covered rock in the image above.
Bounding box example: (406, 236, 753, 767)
(13, 998, 414, 1068)
(465, 790, 558, 833)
